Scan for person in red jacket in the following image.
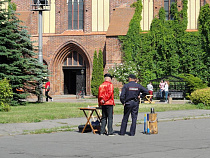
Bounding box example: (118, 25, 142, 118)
(45, 80, 53, 102)
(98, 73, 115, 136)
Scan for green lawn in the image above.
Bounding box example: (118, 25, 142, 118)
(0, 102, 197, 124)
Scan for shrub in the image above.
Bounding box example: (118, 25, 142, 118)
(0, 78, 12, 112)
(91, 50, 98, 96)
(190, 87, 210, 107)
(178, 74, 208, 98)
(0, 102, 11, 112)
(114, 88, 120, 99)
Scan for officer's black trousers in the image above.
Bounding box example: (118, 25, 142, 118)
(120, 101, 139, 136)
(100, 105, 113, 135)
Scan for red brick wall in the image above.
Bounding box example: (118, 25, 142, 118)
(11, 0, 38, 35)
(12, 0, 30, 11)
(31, 34, 106, 95)
(55, 0, 67, 34)
(177, 0, 183, 12)
(153, 0, 164, 17)
(105, 37, 122, 64)
(201, 0, 210, 6)
(110, 0, 136, 20)
(84, 0, 92, 33)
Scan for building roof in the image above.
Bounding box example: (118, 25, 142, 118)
(106, 7, 135, 36)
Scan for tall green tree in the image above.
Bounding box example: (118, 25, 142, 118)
(91, 50, 98, 96)
(0, 0, 48, 105)
(91, 50, 104, 96)
(97, 49, 104, 85)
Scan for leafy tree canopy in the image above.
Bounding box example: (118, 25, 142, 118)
(0, 0, 48, 105)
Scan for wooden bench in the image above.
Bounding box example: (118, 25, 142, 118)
(153, 91, 184, 99)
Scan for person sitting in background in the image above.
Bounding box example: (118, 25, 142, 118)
(147, 82, 153, 101)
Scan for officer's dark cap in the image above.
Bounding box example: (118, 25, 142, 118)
(104, 73, 112, 79)
(128, 74, 136, 79)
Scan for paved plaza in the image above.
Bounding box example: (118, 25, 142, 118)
(0, 97, 210, 157)
(0, 118, 210, 158)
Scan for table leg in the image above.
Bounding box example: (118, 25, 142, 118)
(146, 96, 151, 104)
(82, 110, 96, 134)
(148, 98, 151, 103)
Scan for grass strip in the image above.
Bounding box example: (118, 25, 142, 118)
(23, 125, 77, 135)
(0, 102, 197, 124)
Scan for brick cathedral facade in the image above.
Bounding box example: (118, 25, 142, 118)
(11, 0, 210, 96)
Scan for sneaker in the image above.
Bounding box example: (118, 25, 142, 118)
(100, 133, 106, 136)
(108, 133, 116, 136)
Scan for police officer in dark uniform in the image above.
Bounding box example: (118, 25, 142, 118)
(119, 74, 149, 136)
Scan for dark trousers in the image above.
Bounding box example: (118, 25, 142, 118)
(120, 101, 139, 136)
(45, 91, 52, 102)
(100, 105, 113, 135)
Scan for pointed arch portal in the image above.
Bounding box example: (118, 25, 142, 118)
(52, 41, 91, 95)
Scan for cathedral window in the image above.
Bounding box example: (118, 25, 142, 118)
(68, 0, 84, 30)
(164, 0, 176, 20)
(63, 51, 85, 66)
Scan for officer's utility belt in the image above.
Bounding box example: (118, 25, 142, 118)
(126, 98, 139, 103)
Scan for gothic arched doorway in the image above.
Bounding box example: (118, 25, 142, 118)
(63, 51, 86, 95)
(52, 41, 91, 96)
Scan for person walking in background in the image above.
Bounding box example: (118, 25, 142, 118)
(164, 81, 169, 103)
(45, 80, 53, 102)
(147, 82, 153, 101)
(98, 73, 115, 136)
(159, 80, 165, 100)
(119, 74, 149, 136)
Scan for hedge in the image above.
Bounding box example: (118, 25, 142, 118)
(190, 87, 210, 106)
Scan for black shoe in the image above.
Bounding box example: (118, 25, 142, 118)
(118, 133, 125, 136)
(108, 133, 116, 136)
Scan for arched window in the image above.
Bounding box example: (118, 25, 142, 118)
(63, 51, 85, 66)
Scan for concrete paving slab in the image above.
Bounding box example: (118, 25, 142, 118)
(0, 118, 210, 158)
(1, 109, 210, 137)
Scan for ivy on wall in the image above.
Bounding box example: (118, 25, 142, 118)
(119, 0, 142, 62)
(111, 0, 209, 87)
(198, 4, 210, 83)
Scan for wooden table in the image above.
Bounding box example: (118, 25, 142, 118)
(145, 95, 153, 104)
(79, 107, 101, 134)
